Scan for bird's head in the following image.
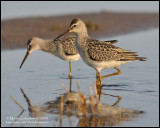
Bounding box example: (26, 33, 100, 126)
(19, 37, 41, 68)
(54, 18, 87, 39)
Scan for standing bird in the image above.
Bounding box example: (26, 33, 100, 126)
(54, 18, 147, 85)
(20, 35, 117, 78)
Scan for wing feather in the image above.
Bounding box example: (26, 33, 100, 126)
(87, 38, 143, 61)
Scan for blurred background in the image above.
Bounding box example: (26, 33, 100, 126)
(1, 1, 159, 20)
(1, 1, 159, 50)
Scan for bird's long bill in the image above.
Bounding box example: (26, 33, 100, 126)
(19, 51, 30, 68)
(54, 29, 70, 40)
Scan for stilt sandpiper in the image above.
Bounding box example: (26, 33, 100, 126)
(20, 35, 117, 78)
(19, 36, 80, 78)
(54, 18, 147, 84)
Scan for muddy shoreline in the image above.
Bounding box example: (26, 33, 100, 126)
(1, 11, 159, 50)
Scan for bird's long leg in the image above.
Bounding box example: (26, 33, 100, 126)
(96, 67, 121, 101)
(96, 72, 99, 79)
(69, 61, 72, 78)
(96, 71, 102, 86)
(69, 77, 72, 92)
(96, 71, 103, 100)
(96, 71, 103, 87)
(98, 86, 102, 100)
(100, 67, 121, 79)
(96, 71, 100, 85)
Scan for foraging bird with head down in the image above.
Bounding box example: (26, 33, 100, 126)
(20, 36, 80, 78)
(20, 35, 118, 78)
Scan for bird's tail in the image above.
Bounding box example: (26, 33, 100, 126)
(135, 57, 147, 61)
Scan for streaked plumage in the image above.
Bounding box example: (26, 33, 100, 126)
(20, 35, 80, 78)
(54, 18, 147, 84)
(87, 39, 143, 62)
(20, 35, 117, 78)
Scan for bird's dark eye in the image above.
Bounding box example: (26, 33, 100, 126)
(73, 25, 76, 27)
(28, 44, 32, 50)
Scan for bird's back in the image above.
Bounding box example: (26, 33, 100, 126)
(54, 36, 79, 55)
(86, 38, 146, 62)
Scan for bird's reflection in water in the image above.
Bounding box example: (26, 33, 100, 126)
(19, 78, 144, 127)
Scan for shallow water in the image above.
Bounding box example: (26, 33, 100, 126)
(1, 28, 159, 127)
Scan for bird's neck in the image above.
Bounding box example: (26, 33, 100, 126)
(39, 39, 57, 55)
(75, 29, 89, 46)
(74, 30, 89, 57)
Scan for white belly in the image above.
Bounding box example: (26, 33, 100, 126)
(88, 60, 130, 72)
(80, 51, 130, 72)
(56, 53, 81, 61)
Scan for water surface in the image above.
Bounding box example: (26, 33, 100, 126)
(1, 28, 159, 127)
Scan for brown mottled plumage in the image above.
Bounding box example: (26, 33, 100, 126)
(87, 39, 143, 61)
(20, 35, 118, 78)
(20, 35, 81, 78)
(54, 36, 118, 56)
(54, 18, 147, 84)
(54, 36, 78, 55)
